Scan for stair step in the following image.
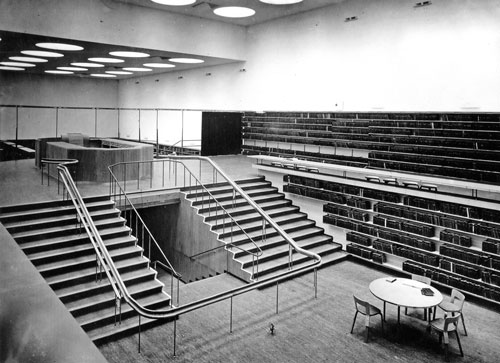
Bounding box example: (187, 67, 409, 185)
(3, 208, 120, 233)
(77, 288, 169, 330)
(252, 244, 342, 280)
(236, 235, 333, 266)
(10, 217, 126, 243)
(187, 185, 277, 204)
(207, 205, 300, 227)
(0, 199, 115, 225)
(0, 195, 110, 215)
(38, 245, 143, 277)
(196, 194, 288, 215)
(20, 226, 131, 254)
(28, 235, 137, 266)
(56, 268, 157, 304)
(69, 279, 165, 317)
(45, 256, 149, 290)
(232, 227, 326, 256)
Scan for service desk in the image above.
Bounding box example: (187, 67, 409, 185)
(42, 138, 153, 182)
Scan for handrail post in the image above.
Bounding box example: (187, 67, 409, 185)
(173, 319, 177, 357)
(229, 296, 233, 333)
(314, 268, 318, 299)
(276, 282, 279, 314)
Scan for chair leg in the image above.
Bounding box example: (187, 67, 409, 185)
(455, 331, 464, 357)
(350, 311, 358, 334)
(365, 326, 370, 343)
(461, 313, 468, 336)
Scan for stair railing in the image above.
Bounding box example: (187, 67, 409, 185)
(57, 164, 124, 324)
(108, 158, 263, 280)
(86, 156, 322, 356)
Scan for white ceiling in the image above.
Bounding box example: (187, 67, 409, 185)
(112, 0, 346, 26)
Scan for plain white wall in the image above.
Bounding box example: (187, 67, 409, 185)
(117, 0, 500, 112)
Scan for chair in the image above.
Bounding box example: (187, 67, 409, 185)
(405, 274, 432, 320)
(433, 289, 468, 336)
(350, 295, 384, 342)
(430, 313, 464, 361)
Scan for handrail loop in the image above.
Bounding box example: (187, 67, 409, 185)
(41, 158, 78, 194)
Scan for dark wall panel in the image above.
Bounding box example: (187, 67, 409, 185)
(201, 112, 242, 156)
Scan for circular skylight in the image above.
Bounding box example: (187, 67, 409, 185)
(45, 70, 74, 74)
(71, 62, 104, 68)
(106, 70, 133, 75)
(213, 6, 255, 18)
(169, 57, 204, 64)
(91, 74, 117, 78)
(21, 50, 64, 57)
(143, 63, 175, 68)
(259, 0, 303, 4)
(123, 67, 152, 72)
(9, 56, 48, 63)
(150, 0, 196, 5)
(57, 66, 88, 71)
(36, 42, 84, 51)
(0, 61, 36, 67)
(88, 57, 124, 63)
(0, 66, 25, 71)
(109, 51, 150, 58)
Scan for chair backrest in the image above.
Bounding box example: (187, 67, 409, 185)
(353, 295, 369, 314)
(450, 289, 465, 309)
(412, 274, 431, 285)
(443, 313, 462, 332)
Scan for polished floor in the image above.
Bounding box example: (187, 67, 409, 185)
(1, 156, 500, 363)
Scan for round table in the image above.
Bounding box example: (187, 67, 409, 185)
(369, 277, 443, 323)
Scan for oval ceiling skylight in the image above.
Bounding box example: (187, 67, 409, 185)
(91, 74, 117, 78)
(151, 0, 196, 5)
(21, 50, 64, 57)
(213, 6, 255, 18)
(259, 0, 303, 4)
(9, 56, 48, 63)
(123, 67, 152, 72)
(0, 61, 36, 67)
(88, 57, 124, 63)
(45, 70, 74, 74)
(106, 70, 133, 75)
(36, 42, 84, 51)
(143, 63, 175, 68)
(0, 66, 25, 71)
(169, 57, 204, 64)
(109, 51, 150, 58)
(71, 62, 104, 68)
(57, 66, 88, 71)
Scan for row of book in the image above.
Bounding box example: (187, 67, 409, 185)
(373, 215, 435, 237)
(372, 239, 439, 266)
(402, 261, 500, 301)
(440, 259, 481, 280)
(346, 243, 386, 264)
(440, 230, 472, 247)
(439, 243, 497, 268)
(323, 204, 369, 222)
(483, 239, 500, 254)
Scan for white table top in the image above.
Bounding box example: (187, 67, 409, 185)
(369, 277, 443, 309)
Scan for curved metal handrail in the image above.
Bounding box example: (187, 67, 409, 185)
(41, 158, 79, 189)
(64, 155, 322, 350)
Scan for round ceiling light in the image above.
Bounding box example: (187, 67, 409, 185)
(259, 0, 303, 4)
(71, 62, 104, 68)
(109, 51, 150, 58)
(45, 70, 74, 74)
(123, 67, 152, 72)
(150, 0, 196, 5)
(0, 61, 36, 67)
(143, 63, 175, 68)
(21, 50, 64, 57)
(88, 57, 124, 63)
(213, 6, 255, 18)
(9, 56, 48, 63)
(106, 70, 133, 75)
(0, 66, 25, 71)
(169, 57, 204, 64)
(36, 42, 84, 51)
(57, 66, 88, 71)
(90, 74, 117, 78)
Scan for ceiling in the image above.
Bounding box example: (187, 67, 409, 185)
(114, 0, 345, 27)
(0, 0, 346, 80)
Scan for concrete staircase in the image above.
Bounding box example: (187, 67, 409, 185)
(183, 176, 345, 282)
(0, 195, 171, 345)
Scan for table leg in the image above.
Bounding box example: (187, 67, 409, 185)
(397, 306, 400, 324)
(383, 302, 386, 321)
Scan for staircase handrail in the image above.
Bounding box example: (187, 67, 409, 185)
(65, 156, 321, 324)
(57, 165, 121, 300)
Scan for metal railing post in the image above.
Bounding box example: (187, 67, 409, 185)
(229, 296, 233, 333)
